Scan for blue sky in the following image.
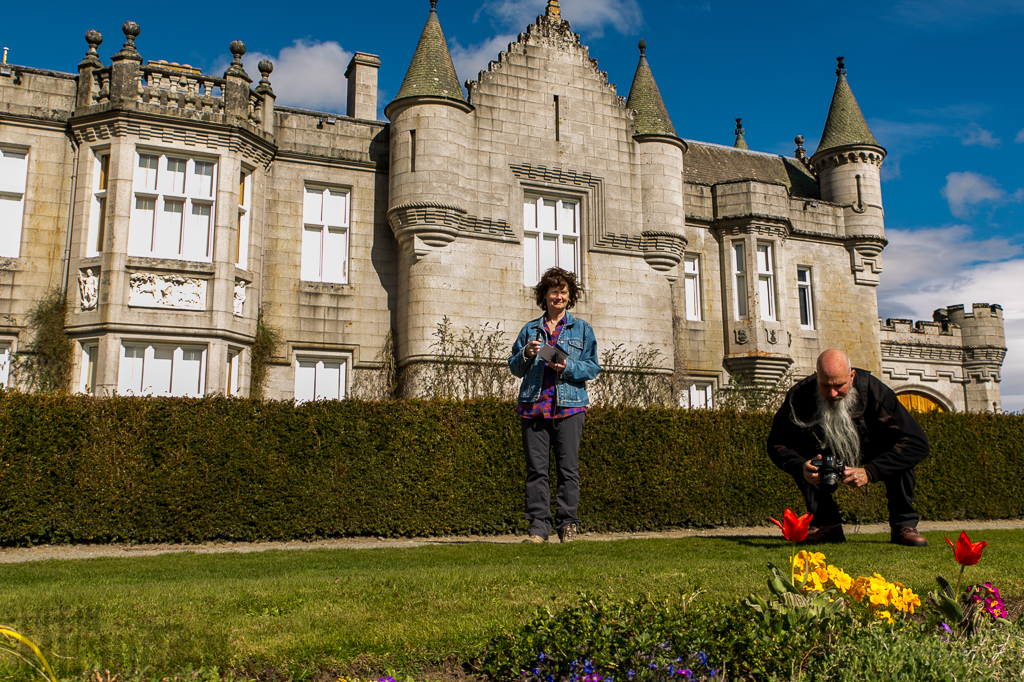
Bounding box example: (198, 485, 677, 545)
(5, 0, 1022, 410)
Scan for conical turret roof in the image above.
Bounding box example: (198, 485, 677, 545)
(734, 118, 748, 149)
(626, 40, 678, 138)
(815, 57, 881, 154)
(393, 1, 466, 104)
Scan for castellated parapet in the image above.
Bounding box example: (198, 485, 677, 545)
(880, 303, 1007, 413)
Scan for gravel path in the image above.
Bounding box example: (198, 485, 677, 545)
(2, 519, 1021, 564)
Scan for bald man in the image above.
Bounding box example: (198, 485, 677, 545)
(767, 349, 930, 546)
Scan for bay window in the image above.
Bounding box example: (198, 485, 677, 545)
(757, 242, 776, 322)
(128, 151, 216, 261)
(118, 343, 207, 397)
(732, 241, 748, 320)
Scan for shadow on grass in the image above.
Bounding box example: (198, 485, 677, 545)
(685, 533, 899, 549)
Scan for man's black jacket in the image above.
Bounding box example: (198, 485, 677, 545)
(767, 369, 930, 483)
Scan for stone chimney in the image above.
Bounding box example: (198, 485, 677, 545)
(346, 52, 381, 120)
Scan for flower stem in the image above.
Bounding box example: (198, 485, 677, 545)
(955, 564, 965, 600)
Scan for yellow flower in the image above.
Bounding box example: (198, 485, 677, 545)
(827, 565, 853, 593)
(792, 551, 831, 590)
(901, 588, 921, 614)
(876, 610, 894, 624)
(849, 577, 869, 602)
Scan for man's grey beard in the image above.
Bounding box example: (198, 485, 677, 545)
(790, 384, 862, 467)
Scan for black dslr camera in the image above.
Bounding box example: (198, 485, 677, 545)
(816, 454, 845, 493)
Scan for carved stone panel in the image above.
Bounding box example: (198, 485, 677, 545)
(234, 280, 247, 316)
(129, 272, 207, 310)
(78, 268, 99, 311)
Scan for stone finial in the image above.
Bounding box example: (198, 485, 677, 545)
(85, 30, 103, 57)
(794, 135, 806, 159)
(638, 39, 646, 56)
(430, 0, 437, 10)
(112, 21, 142, 61)
(733, 118, 748, 149)
(836, 56, 846, 76)
(546, 0, 561, 20)
(225, 40, 250, 80)
(230, 40, 246, 64)
(80, 30, 103, 67)
(256, 59, 275, 96)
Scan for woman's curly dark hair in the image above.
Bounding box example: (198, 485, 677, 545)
(532, 267, 582, 311)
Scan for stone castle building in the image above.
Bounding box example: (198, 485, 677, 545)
(0, 1, 1007, 412)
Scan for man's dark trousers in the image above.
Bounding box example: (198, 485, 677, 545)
(791, 464, 920, 528)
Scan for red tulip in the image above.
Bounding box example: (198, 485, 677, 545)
(946, 531, 987, 567)
(770, 508, 813, 543)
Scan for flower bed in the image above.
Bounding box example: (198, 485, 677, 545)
(479, 512, 1023, 681)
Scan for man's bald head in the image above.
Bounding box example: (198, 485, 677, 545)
(816, 349, 855, 403)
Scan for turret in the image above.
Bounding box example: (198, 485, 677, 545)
(946, 303, 1007, 412)
(626, 39, 688, 280)
(384, 0, 472, 261)
(810, 57, 886, 286)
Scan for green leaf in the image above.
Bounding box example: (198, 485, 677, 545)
(938, 593, 963, 622)
(935, 575, 956, 601)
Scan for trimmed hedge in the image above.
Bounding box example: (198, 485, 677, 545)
(0, 392, 1021, 545)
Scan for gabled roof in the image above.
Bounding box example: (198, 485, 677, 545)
(626, 40, 678, 138)
(393, 1, 466, 105)
(815, 58, 881, 155)
(684, 141, 820, 200)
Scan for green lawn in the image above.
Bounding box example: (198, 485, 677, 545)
(3, 529, 1023, 679)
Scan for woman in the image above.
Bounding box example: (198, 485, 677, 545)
(508, 267, 600, 543)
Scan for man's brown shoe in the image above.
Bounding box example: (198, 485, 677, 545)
(557, 523, 578, 544)
(799, 525, 846, 544)
(891, 526, 927, 547)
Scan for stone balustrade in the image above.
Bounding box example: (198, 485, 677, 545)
(77, 24, 272, 130)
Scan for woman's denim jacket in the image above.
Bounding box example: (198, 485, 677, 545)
(507, 312, 601, 408)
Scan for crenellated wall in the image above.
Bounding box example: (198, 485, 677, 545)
(880, 303, 1007, 413)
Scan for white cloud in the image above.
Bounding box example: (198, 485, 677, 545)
(878, 227, 1024, 413)
(561, 0, 643, 36)
(960, 123, 1001, 148)
(1015, 128, 1024, 144)
(941, 171, 1009, 218)
(476, 0, 643, 37)
(450, 34, 517, 87)
(226, 40, 353, 115)
(877, 225, 1021, 294)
